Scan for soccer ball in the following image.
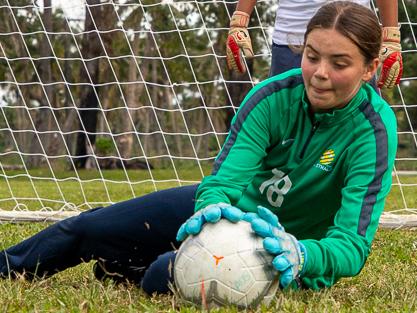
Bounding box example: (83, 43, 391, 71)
(174, 219, 279, 309)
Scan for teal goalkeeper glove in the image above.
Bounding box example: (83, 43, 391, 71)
(249, 206, 307, 289)
(176, 204, 245, 242)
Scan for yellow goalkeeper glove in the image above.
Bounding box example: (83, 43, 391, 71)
(378, 27, 403, 89)
(226, 11, 254, 74)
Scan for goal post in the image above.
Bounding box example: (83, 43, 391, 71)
(0, 0, 416, 228)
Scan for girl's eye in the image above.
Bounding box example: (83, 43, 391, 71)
(334, 63, 348, 69)
(307, 55, 318, 62)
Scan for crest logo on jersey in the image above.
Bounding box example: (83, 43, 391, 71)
(314, 149, 335, 172)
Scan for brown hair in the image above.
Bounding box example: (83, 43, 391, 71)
(304, 1, 381, 64)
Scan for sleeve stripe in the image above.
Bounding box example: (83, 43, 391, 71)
(357, 100, 389, 236)
(212, 74, 304, 175)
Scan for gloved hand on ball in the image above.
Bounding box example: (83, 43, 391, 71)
(249, 206, 307, 289)
(378, 26, 403, 89)
(226, 10, 254, 74)
(176, 204, 245, 241)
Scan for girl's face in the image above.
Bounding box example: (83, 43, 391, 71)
(301, 28, 379, 113)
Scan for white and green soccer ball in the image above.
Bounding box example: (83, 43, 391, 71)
(174, 219, 279, 309)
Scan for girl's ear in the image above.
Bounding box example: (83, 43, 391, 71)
(362, 57, 380, 82)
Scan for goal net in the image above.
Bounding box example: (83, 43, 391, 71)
(0, 0, 416, 228)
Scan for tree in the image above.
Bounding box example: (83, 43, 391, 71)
(27, 0, 54, 167)
(74, 0, 103, 169)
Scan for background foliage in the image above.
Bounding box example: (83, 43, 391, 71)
(1, 1, 414, 171)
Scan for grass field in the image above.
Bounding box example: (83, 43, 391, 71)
(0, 169, 416, 312)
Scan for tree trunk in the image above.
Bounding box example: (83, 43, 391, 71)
(74, 0, 102, 169)
(142, 32, 155, 158)
(118, 34, 139, 160)
(27, 0, 53, 167)
(48, 20, 75, 158)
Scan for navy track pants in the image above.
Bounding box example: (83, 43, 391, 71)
(0, 184, 198, 294)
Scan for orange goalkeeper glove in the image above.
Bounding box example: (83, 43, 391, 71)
(378, 27, 403, 89)
(226, 11, 254, 74)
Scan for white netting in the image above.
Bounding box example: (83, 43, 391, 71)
(0, 0, 416, 227)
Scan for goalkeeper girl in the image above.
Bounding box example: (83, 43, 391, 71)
(0, 1, 397, 293)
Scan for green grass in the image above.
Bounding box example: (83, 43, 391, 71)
(0, 169, 416, 312)
(0, 226, 415, 312)
(0, 167, 211, 211)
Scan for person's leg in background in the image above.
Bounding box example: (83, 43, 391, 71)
(0, 185, 198, 289)
(269, 43, 303, 77)
(368, 75, 380, 94)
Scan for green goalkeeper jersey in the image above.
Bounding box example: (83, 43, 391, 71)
(195, 68, 397, 290)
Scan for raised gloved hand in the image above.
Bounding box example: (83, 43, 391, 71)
(378, 27, 403, 89)
(176, 204, 245, 241)
(249, 206, 306, 289)
(226, 11, 254, 74)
